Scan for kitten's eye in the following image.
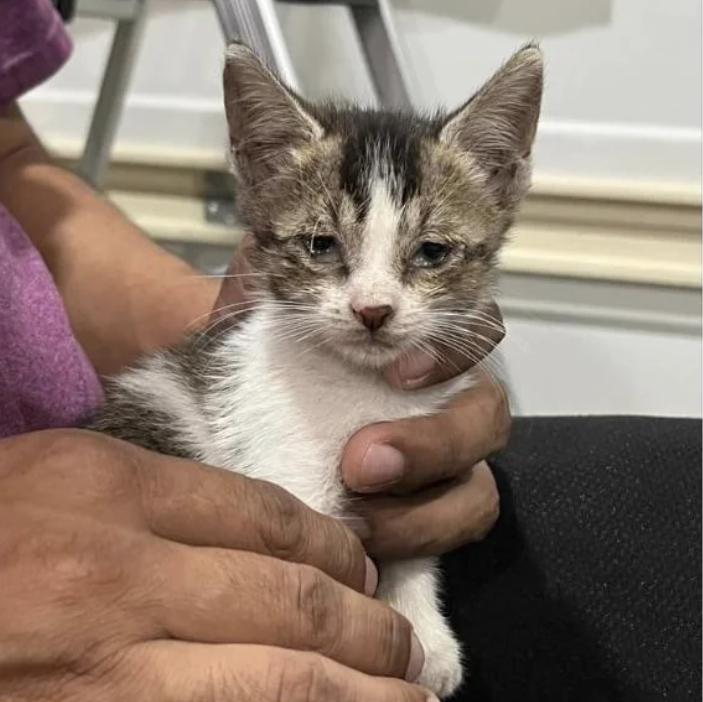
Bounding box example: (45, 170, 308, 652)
(300, 234, 340, 263)
(411, 241, 452, 269)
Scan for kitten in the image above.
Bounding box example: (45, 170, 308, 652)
(88, 43, 543, 698)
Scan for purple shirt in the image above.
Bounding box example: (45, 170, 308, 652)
(0, 0, 102, 438)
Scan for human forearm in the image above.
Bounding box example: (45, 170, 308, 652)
(0, 104, 218, 374)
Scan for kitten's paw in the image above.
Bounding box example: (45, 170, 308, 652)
(416, 623, 463, 699)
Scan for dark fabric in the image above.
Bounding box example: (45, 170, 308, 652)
(442, 416, 701, 702)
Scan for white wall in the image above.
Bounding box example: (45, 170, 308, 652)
(502, 317, 702, 417)
(22, 0, 702, 183)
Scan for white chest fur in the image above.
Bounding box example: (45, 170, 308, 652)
(198, 308, 470, 517)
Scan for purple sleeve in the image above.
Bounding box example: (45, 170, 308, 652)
(0, 0, 72, 106)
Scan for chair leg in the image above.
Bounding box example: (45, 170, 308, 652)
(350, 0, 413, 109)
(77, 0, 147, 187)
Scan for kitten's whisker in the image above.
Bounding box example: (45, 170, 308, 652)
(436, 329, 503, 356)
(429, 323, 502, 354)
(438, 336, 507, 377)
(435, 314, 528, 354)
(433, 310, 506, 336)
(445, 317, 506, 336)
(188, 272, 269, 281)
(431, 315, 505, 341)
(413, 338, 444, 369)
(188, 299, 260, 330)
(191, 305, 254, 335)
(432, 343, 506, 402)
(294, 335, 332, 360)
(427, 331, 506, 380)
(267, 321, 320, 335)
(194, 320, 247, 369)
(428, 335, 482, 367)
(191, 306, 263, 347)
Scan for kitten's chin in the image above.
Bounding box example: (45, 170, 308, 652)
(328, 338, 409, 371)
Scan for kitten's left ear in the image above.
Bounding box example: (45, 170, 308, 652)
(440, 44, 544, 209)
(223, 42, 323, 186)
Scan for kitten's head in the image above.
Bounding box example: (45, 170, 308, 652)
(223, 43, 543, 369)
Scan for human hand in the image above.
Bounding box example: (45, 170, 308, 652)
(341, 303, 509, 561)
(0, 430, 433, 702)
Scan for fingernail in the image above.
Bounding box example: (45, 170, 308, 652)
(406, 633, 425, 682)
(364, 556, 378, 596)
(426, 696, 440, 702)
(396, 350, 436, 386)
(357, 444, 405, 492)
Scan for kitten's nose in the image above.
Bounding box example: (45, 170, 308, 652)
(352, 305, 395, 332)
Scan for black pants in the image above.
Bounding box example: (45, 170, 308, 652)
(442, 416, 701, 702)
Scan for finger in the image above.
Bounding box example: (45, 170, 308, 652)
(359, 461, 500, 560)
(341, 376, 511, 494)
(132, 447, 374, 594)
(385, 300, 505, 389)
(132, 642, 436, 702)
(150, 544, 423, 682)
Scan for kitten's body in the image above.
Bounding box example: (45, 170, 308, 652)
(89, 42, 543, 699)
(92, 306, 469, 694)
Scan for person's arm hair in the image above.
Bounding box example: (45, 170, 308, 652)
(0, 103, 218, 375)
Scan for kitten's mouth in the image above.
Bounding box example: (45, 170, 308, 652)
(360, 331, 395, 347)
(329, 328, 411, 369)
(347, 327, 400, 350)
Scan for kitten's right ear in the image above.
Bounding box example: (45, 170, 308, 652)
(440, 44, 544, 210)
(223, 42, 323, 185)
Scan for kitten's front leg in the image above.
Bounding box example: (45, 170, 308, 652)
(377, 558, 463, 699)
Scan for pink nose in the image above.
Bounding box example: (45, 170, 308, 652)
(352, 305, 395, 332)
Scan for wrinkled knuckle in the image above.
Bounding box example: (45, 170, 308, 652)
(188, 651, 249, 702)
(0, 430, 90, 487)
(329, 520, 365, 586)
(55, 430, 137, 496)
(376, 606, 413, 675)
(258, 482, 308, 563)
(409, 528, 446, 560)
(48, 553, 97, 604)
(53, 429, 110, 465)
(66, 643, 134, 695)
(460, 464, 501, 544)
(268, 651, 335, 702)
(474, 486, 500, 541)
(42, 532, 125, 605)
(34, 431, 95, 481)
(290, 564, 341, 655)
(440, 426, 464, 479)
